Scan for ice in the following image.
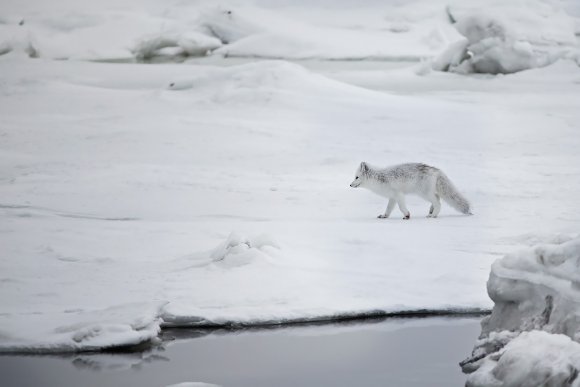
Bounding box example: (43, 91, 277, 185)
(0, 0, 462, 61)
(132, 32, 222, 61)
(462, 237, 580, 384)
(485, 237, 580, 335)
(0, 302, 165, 353)
(434, 1, 579, 73)
(466, 331, 580, 387)
(0, 0, 579, 353)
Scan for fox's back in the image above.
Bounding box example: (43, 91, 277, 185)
(372, 163, 439, 195)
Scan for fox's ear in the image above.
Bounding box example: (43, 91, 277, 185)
(360, 162, 368, 172)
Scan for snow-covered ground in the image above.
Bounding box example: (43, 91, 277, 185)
(0, 0, 579, 353)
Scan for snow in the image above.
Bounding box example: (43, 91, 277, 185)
(434, 1, 579, 73)
(166, 383, 221, 387)
(0, 0, 579, 353)
(466, 331, 580, 387)
(132, 32, 222, 61)
(0, 302, 164, 353)
(463, 237, 580, 385)
(0, 0, 464, 61)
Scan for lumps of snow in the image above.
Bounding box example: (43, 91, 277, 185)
(466, 331, 580, 387)
(434, 1, 579, 74)
(210, 232, 280, 267)
(132, 32, 222, 61)
(462, 237, 580, 385)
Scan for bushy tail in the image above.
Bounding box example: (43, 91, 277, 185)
(436, 173, 472, 215)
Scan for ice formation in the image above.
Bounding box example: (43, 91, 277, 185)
(462, 237, 580, 386)
(434, 1, 579, 73)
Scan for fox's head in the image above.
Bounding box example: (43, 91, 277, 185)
(350, 162, 369, 188)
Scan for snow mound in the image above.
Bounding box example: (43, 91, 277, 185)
(163, 61, 368, 105)
(434, 1, 579, 74)
(210, 232, 279, 267)
(200, 8, 260, 45)
(462, 237, 580, 384)
(132, 32, 222, 61)
(198, 5, 459, 60)
(466, 331, 580, 387)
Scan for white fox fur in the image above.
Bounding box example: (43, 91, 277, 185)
(350, 162, 472, 219)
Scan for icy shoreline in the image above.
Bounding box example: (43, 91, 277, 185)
(2, 316, 481, 387)
(462, 237, 580, 386)
(0, 309, 489, 354)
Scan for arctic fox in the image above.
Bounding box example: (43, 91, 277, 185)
(350, 162, 472, 219)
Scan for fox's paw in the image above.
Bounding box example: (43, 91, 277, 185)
(377, 214, 389, 219)
(427, 214, 437, 218)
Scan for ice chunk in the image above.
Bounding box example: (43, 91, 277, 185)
(463, 237, 580, 385)
(435, 2, 579, 74)
(132, 32, 221, 61)
(466, 331, 580, 387)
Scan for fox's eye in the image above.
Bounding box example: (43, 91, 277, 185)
(356, 177, 359, 179)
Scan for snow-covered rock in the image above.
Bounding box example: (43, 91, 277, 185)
(462, 237, 580, 385)
(435, 1, 579, 74)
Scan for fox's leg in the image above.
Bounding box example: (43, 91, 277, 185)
(378, 199, 395, 219)
(396, 196, 410, 220)
(427, 194, 441, 218)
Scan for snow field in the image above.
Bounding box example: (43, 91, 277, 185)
(0, 55, 578, 351)
(0, 0, 579, 353)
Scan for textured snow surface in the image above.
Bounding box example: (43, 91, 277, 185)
(434, 1, 579, 73)
(0, 0, 579, 353)
(464, 237, 580, 386)
(0, 0, 463, 61)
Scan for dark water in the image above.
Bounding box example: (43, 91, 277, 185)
(1, 316, 480, 387)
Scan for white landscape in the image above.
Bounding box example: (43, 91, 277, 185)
(1, 0, 579, 385)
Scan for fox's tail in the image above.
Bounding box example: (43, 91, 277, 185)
(436, 173, 472, 215)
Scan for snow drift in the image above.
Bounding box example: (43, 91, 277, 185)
(434, 1, 579, 74)
(462, 237, 580, 386)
